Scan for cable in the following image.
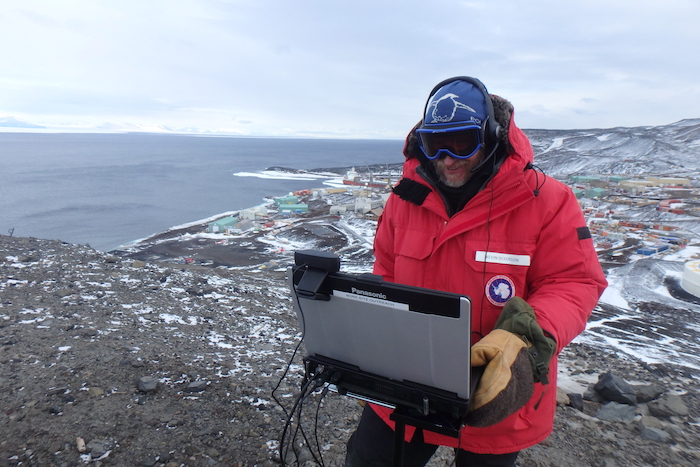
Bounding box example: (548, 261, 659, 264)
(279, 367, 331, 466)
(275, 264, 339, 466)
(275, 264, 313, 464)
(294, 377, 326, 466)
(525, 162, 547, 196)
(272, 336, 304, 420)
(292, 264, 309, 338)
(280, 374, 317, 465)
(473, 153, 497, 342)
(460, 148, 499, 460)
(279, 374, 308, 463)
(313, 386, 331, 467)
(272, 264, 311, 419)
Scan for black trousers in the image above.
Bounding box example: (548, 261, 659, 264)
(345, 405, 519, 467)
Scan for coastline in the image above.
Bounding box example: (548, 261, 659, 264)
(110, 170, 393, 273)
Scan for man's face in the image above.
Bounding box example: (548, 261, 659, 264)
(431, 148, 485, 188)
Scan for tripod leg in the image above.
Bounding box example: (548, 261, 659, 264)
(393, 418, 405, 467)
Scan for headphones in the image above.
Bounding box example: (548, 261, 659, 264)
(423, 76, 501, 145)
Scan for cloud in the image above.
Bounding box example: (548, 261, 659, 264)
(1, 0, 699, 137)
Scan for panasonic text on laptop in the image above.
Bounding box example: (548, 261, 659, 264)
(288, 250, 473, 417)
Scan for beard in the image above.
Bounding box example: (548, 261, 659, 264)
(431, 149, 486, 188)
(438, 172, 469, 187)
(432, 159, 472, 188)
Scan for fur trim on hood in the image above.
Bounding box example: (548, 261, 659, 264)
(491, 94, 514, 153)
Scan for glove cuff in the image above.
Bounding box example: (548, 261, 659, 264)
(496, 297, 556, 384)
(465, 346, 534, 427)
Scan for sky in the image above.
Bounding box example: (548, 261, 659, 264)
(1, 0, 699, 139)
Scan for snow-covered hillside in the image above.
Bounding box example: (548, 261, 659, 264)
(526, 119, 700, 177)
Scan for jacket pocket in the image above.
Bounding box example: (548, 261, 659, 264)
(392, 227, 436, 284)
(395, 227, 435, 259)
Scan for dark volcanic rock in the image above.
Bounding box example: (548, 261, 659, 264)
(1, 234, 699, 467)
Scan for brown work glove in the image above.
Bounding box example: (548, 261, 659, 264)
(464, 297, 556, 427)
(464, 329, 533, 427)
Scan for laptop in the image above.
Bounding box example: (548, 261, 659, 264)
(287, 250, 474, 420)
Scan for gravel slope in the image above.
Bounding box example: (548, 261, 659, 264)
(2, 234, 699, 467)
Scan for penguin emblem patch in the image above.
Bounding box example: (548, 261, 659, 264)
(486, 275, 515, 306)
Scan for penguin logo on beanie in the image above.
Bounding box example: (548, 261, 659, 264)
(427, 93, 479, 124)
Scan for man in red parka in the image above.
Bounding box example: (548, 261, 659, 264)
(344, 77, 607, 466)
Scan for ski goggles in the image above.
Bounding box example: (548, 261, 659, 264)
(416, 126, 483, 160)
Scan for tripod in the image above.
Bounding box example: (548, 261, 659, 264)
(390, 406, 462, 467)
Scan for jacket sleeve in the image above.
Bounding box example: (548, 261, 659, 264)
(525, 182, 607, 352)
(372, 195, 397, 282)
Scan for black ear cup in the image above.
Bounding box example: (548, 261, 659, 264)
(486, 118, 501, 145)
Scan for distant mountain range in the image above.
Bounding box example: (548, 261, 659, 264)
(352, 119, 700, 180)
(3, 115, 699, 178)
(525, 119, 700, 178)
(0, 116, 45, 129)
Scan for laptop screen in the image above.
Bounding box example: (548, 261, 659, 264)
(288, 252, 473, 409)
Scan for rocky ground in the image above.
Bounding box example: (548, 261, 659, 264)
(2, 228, 700, 467)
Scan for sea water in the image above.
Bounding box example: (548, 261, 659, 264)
(1, 132, 403, 251)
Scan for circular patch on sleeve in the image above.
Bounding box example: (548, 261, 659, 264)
(485, 275, 515, 306)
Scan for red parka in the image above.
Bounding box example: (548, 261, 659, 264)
(369, 112, 607, 454)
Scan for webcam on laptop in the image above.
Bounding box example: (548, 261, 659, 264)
(293, 250, 341, 300)
(294, 250, 341, 273)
